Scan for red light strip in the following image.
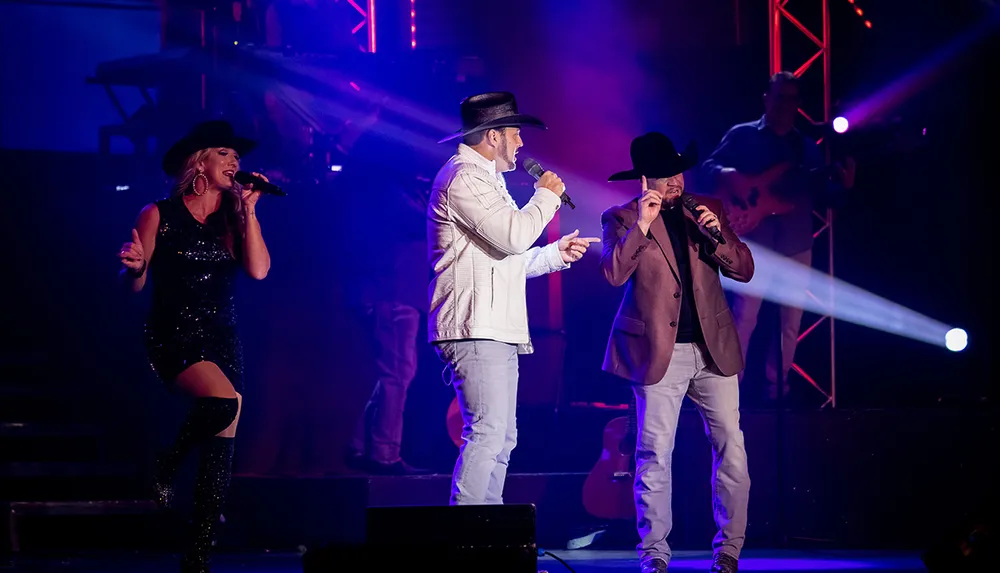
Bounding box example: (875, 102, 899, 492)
(846, 0, 872, 28)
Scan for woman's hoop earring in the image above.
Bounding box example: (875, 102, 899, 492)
(192, 172, 209, 196)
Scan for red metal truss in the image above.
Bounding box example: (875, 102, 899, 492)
(347, 0, 377, 52)
(769, 0, 836, 408)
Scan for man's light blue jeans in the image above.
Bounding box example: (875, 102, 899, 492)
(435, 339, 518, 505)
(634, 342, 750, 566)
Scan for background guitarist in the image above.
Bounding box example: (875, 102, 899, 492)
(702, 71, 855, 402)
(340, 96, 435, 475)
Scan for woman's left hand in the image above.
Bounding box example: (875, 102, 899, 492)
(241, 171, 267, 211)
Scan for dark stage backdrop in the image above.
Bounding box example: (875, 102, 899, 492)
(0, 0, 995, 480)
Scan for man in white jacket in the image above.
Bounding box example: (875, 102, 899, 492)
(428, 91, 598, 505)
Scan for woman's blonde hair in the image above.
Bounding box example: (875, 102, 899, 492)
(171, 148, 245, 257)
(171, 149, 212, 198)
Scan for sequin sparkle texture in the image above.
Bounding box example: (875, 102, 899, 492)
(143, 196, 244, 391)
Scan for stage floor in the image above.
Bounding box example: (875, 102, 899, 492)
(5, 549, 926, 572)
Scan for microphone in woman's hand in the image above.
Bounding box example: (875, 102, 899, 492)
(235, 171, 286, 196)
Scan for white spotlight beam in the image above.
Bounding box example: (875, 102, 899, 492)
(724, 240, 963, 349)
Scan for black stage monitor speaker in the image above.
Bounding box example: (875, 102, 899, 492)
(369, 504, 537, 572)
(302, 504, 538, 572)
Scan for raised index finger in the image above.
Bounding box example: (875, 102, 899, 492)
(641, 175, 648, 192)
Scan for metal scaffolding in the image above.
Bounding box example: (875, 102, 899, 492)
(347, 0, 377, 52)
(768, 0, 837, 408)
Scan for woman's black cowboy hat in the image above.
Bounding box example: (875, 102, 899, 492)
(438, 91, 546, 144)
(161, 120, 257, 176)
(607, 132, 698, 181)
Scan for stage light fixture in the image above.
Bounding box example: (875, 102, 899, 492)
(945, 328, 968, 352)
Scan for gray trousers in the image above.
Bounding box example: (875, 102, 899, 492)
(435, 340, 519, 505)
(351, 302, 421, 464)
(633, 343, 750, 565)
(730, 248, 813, 397)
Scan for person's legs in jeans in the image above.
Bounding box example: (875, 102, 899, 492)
(633, 344, 698, 567)
(686, 344, 750, 561)
(485, 345, 518, 504)
(732, 224, 775, 384)
(351, 302, 421, 465)
(730, 291, 764, 383)
(435, 340, 518, 505)
(764, 248, 812, 398)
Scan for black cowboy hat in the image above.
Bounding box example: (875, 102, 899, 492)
(438, 91, 546, 144)
(607, 132, 698, 181)
(162, 120, 257, 176)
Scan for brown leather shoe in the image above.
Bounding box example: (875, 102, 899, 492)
(710, 552, 739, 573)
(641, 557, 668, 572)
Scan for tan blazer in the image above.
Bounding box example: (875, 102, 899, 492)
(599, 195, 754, 384)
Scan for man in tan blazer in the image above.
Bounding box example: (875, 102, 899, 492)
(599, 132, 755, 573)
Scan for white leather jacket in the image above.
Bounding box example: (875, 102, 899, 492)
(427, 144, 568, 353)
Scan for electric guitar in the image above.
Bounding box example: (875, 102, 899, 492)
(581, 398, 637, 520)
(716, 161, 796, 236)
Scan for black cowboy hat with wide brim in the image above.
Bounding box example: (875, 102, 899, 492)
(438, 91, 546, 144)
(608, 132, 699, 181)
(162, 120, 257, 176)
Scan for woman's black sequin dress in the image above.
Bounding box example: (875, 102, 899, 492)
(144, 196, 244, 391)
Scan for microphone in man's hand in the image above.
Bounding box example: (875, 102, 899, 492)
(522, 158, 575, 209)
(235, 171, 286, 196)
(681, 193, 726, 244)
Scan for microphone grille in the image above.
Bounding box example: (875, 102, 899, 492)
(522, 158, 543, 179)
(680, 193, 699, 209)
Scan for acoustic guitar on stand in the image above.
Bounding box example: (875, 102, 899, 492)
(581, 398, 637, 520)
(716, 161, 796, 236)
